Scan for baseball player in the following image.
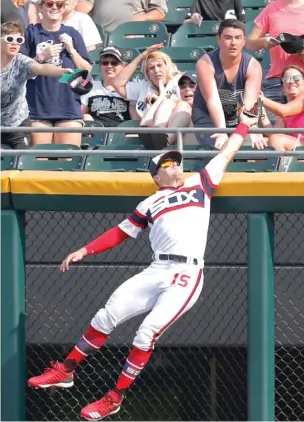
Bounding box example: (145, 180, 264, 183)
(28, 112, 257, 421)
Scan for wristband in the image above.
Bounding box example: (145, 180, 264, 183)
(233, 122, 250, 139)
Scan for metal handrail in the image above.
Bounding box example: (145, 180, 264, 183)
(1, 149, 304, 157)
(1, 126, 304, 134)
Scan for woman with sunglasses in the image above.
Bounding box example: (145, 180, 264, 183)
(21, 0, 92, 147)
(1, 20, 74, 150)
(259, 65, 304, 150)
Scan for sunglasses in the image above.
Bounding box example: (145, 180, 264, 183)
(100, 60, 120, 67)
(1, 35, 25, 45)
(281, 75, 303, 84)
(43, 1, 64, 9)
(179, 81, 196, 89)
(160, 159, 179, 169)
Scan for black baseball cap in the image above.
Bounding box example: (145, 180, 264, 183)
(150, 150, 183, 177)
(277, 33, 304, 54)
(178, 71, 197, 85)
(99, 46, 123, 62)
(67, 70, 93, 95)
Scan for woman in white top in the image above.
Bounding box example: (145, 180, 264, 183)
(112, 44, 193, 145)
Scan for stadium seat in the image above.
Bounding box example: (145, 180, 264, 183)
(171, 24, 218, 50)
(84, 145, 150, 172)
(95, 23, 107, 45)
(164, 0, 193, 25)
(244, 21, 255, 36)
(107, 22, 170, 50)
(161, 47, 205, 71)
(242, 0, 265, 8)
(1, 145, 16, 170)
(243, 8, 262, 21)
(162, 145, 211, 172)
(226, 146, 278, 172)
(81, 121, 107, 150)
(196, 21, 221, 36)
(107, 120, 142, 147)
(17, 144, 84, 171)
(278, 147, 304, 172)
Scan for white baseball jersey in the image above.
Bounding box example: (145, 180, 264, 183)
(119, 157, 224, 263)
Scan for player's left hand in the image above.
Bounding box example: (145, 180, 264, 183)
(239, 111, 258, 128)
(59, 33, 75, 54)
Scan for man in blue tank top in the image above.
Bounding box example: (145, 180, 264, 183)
(192, 19, 263, 149)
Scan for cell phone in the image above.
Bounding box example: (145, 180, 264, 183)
(268, 37, 281, 45)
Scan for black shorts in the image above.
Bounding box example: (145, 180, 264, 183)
(1, 119, 30, 150)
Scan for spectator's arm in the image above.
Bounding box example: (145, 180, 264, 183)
(245, 24, 270, 51)
(28, 2, 40, 24)
(112, 54, 145, 98)
(75, 0, 94, 14)
(81, 104, 89, 115)
(243, 58, 263, 111)
(196, 56, 226, 128)
(30, 62, 73, 78)
(261, 94, 304, 118)
(131, 9, 166, 21)
(129, 104, 140, 120)
(64, 30, 92, 72)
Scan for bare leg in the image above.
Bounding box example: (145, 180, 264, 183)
(30, 121, 53, 146)
(166, 101, 192, 145)
(152, 98, 177, 127)
(54, 121, 83, 146)
(268, 134, 300, 151)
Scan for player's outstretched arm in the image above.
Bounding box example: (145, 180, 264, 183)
(211, 112, 259, 174)
(60, 226, 130, 272)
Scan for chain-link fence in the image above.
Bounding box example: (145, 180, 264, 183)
(25, 212, 304, 421)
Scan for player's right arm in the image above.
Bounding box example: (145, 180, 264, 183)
(199, 112, 259, 194)
(60, 202, 149, 272)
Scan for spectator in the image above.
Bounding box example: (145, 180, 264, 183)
(192, 19, 263, 149)
(177, 71, 198, 145)
(62, 0, 102, 51)
(21, 0, 92, 147)
(245, 0, 304, 123)
(75, 0, 168, 34)
(1, 20, 73, 149)
(112, 44, 198, 146)
(1, 0, 24, 25)
(11, 0, 30, 26)
(185, 0, 244, 24)
(259, 65, 304, 150)
(81, 46, 132, 127)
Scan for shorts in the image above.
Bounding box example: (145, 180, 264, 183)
(1, 118, 30, 149)
(30, 119, 84, 126)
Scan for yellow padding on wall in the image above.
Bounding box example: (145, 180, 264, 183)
(7, 171, 304, 197)
(1, 171, 15, 194)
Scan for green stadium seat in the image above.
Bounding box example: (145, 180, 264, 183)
(107, 22, 169, 50)
(242, 0, 265, 8)
(171, 24, 218, 49)
(244, 21, 255, 36)
(1, 145, 16, 170)
(164, 0, 193, 25)
(84, 145, 150, 172)
(107, 120, 142, 147)
(81, 121, 107, 150)
(17, 144, 84, 171)
(161, 46, 205, 71)
(226, 146, 278, 172)
(95, 23, 107, 45)
(161, 145, 210, 172)
(196, 21, 221, 36)
(278, 147, 304, 172)
(244, 8, 262, 21)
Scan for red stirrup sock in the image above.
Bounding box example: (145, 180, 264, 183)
(63, 325, 108, 371)
(115, 346, 152, 391)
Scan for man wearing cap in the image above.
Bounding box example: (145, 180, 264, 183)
(28, 110, 257, 421)
(81, 46, 133, 127)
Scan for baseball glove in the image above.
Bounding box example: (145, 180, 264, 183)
(237, 93, 263, 119)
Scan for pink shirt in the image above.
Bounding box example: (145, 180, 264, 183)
(283, 113, 304, 140)
(255, 0, 304, 79)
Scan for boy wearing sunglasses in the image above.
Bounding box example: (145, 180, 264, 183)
(1, 20, 74, 149)
(28, 109, 258, 421)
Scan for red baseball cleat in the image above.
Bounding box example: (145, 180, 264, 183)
(81, 390, 124, 421)
(28, 361, 74, 389)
